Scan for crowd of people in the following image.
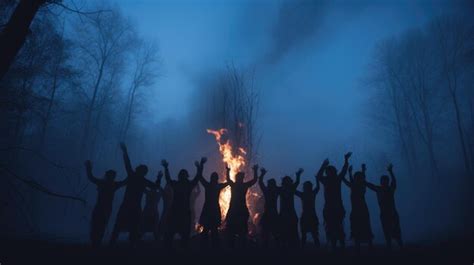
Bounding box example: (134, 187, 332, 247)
(85, 143, 403, 251)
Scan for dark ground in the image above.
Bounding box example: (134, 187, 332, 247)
(1, 237, 473, 265)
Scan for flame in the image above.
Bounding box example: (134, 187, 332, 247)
(207, 128, 247, 222)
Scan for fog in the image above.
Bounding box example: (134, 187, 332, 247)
(1, 0, 473, 245)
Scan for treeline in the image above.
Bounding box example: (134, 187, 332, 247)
(0, 1, 160, 235)
(368, 14, 474, 229)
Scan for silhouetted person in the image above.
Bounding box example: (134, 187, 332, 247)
(319, 152, 351, 250)
(110, 143, 156, 246)
(198, 170, 229, 248)
(162, 157, 204, 248)
(279, 169, 302, 248)
(258, 168, 280, 247)
(295, 168, 321, 248)
(225, 164, 259, 247)
(140, 171, 163, 241)
(342, 164, 373, 252)
(190, 180, 201, 236)
(365, 163, 402, 250)
(158, 182, 173, 241)
(85, 160, 127, 247)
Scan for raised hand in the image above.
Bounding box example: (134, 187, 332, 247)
(387, 163, 393, 172)
(361, 163, 367, 172)
(200, 157, 207, 166)
(252, 164, 259, 172)
(161, 159, 169, 168)
(260, 167, 267, 176)
(296, 168, 304, 176)
(225, 164, 231, 173)
(344, 152, 352, 160)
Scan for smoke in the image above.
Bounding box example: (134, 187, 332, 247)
(266, 0, 327, 64)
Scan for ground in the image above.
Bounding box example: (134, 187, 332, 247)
(1, 237, 473, 265)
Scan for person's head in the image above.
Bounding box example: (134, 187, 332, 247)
(178, 169, 189, 181)
(267, 178, 277, 189)
(303, 181, 313, 192)
(210, 172, 219, 183)
(236, 172, 245, 183)
(380, 175, 389, 187)
(325, 165, 337, 178)
(353, 171, 365, 184)
(135, 165, 148, 177)
(105, 170, 116, 181)
(282, 176, 293, 187)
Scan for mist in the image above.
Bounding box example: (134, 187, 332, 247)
(1, 0, 473, 246)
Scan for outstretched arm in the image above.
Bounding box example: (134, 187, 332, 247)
(294, 168, 303, 189)
(84, 160, 100, 184)
(115, 178, 128, 189)
(338, 152, 352, 179)
(295, 190, 303, 197)
(388, 163, 396, 191)
(120, 143, 133, 176)
(365, 181, 380, 192)
(161, 159, 171, 184)
(245, 164, 260, 187)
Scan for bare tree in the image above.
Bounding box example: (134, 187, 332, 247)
(120, 40, 160, 141)
(75, 7, 134, 158)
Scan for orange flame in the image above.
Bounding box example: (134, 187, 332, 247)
(207, 128, 247, 222)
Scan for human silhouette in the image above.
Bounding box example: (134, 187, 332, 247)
(342, 164, 373, 252)
(84, 160, 127, 247)
(161, 157, 204, 248)
(365, 163, 402, 250)
(258, 168, 280, 247)
(295, 167, 321, 248)
(190, 181, 201, 236)
(157, 182, 173, 241)
(319, 152, 351, 250)
(140, 171, 163, 241)
(198, 170, 229, 248)
(225, 164, 259, 247)
(279, 169, 302, 248)
(110, 143, 156, 246)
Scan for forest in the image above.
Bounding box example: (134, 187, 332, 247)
(0, 0, 473, 248)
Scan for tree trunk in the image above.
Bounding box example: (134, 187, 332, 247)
(450, 92, 471, 175)
(0, 0, 45, 80)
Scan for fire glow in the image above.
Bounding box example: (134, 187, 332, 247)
(206, 128, 246, 222)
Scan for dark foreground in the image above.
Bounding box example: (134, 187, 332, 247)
(1, 238, 473, 265)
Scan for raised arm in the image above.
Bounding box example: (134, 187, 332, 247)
(318, 159, 330, 184)
(245, 164, 260, 187)
(120, 142, 133, 176)
(192, 157, 207, 186)
(84, 160, 100, 184)
(225, 164, 234, 185)
(342, 165, 353, 188)
(338, 152, 352, 179)
(314, 176, 320, 194)
(387, 163, 396, 191)
(258, 168, 267, 192)
(161, 159, 171, 184)
(294, 168, 303, 189)
(295, 189, 303, 197)
(114, 177, 128, 190)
